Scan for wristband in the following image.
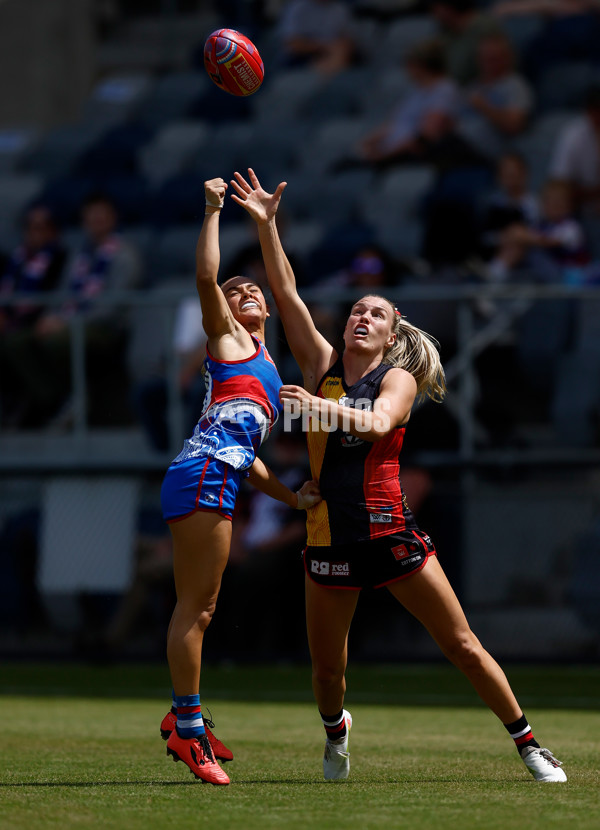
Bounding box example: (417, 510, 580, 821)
(205, 195, 224, 209)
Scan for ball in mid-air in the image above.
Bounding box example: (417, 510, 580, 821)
(204, 29, 264, 96)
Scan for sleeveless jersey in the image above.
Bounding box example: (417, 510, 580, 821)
(172, 335, 282, 471)
(306, 356, 418, 546)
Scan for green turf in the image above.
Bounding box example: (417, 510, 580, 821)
(1, 664, 599, 830)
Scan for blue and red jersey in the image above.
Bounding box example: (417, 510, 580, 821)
(171, 335, 283, 471)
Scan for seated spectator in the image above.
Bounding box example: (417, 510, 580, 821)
(0, 205, 67, 425)
(0, 205, 66, 332)
(488, 179, 588, 283)
(0, 194, 141, 428)
(348, 39, 464, 169)
(459, 33, 533, 160)
(479, 152, 540, 261)
(550, 85, 600, 214)
(277, 0, 356, 74)
(313, 244, 398, 290)
(430, 0, 505, 85)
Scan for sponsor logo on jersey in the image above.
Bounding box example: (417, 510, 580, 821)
(370, 512, 393, 524)
(310, 560, 350, 576)
(391, 542, 421, 561)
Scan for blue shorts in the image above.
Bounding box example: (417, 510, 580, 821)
(161, 457, 243, 523)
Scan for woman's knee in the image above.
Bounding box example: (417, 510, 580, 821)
(442, 631, 487, 674)
(177, 598, 218, 633)
(312, 662, 345, 689)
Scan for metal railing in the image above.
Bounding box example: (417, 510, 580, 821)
(1, 281, 600, 471)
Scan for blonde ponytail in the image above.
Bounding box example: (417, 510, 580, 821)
(380, 299, 446, 402)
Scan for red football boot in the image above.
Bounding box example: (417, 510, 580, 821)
(166, 730, 230, 785)
(160, 709, 234, 762)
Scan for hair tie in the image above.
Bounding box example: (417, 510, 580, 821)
(395, 308, 402, 316)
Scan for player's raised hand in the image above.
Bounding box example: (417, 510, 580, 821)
(295, 479, 321, 510)
(204, 177, 228, 209)
(230, 168, 287, 224)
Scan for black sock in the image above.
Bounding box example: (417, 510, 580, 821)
(504, 713, 540, 756)
(320, 709, 347, 742)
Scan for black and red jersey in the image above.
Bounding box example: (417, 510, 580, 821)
(306, 356, 417, 546)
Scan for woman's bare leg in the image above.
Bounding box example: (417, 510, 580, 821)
(166, 510, 232, 695)
(387, 556, 522, 723)
(305, 575, 361, 714)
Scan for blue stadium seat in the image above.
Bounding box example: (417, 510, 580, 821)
(82, 73, 154, 128)
(138, 121, 210, 186)
(300, 68, 371, 120)
(0, 173, 44, 249)
(537, 62, 595, 111)
(150, 172, 207, 227)
(136, 71, 210, 129)
(78, 122, 154, 176)
(102, 175, 150, 225)
(23, 123, 105, 179)
(39, 176, 97, 227)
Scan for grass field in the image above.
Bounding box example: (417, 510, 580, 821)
(1, 663, 599, 830)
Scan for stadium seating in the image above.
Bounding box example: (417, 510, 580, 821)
(81, 73, 155, 128)
(138, 121, 210, 186)
(0, 173, 43, 248)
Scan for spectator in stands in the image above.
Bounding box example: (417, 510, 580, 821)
(459, 33, 533, 160)
(550, 85, 600, 214)
(479, 152, 540, 261)
(348, 39, 463, 168)
(277, 0, 356, 74)
(0, 205, 66, 333)
(0, 194, 141, 428)
(430, 0, 505, 85)
(0, 205, 67, 426)
(487, 179, 588, 283)
(313, 244, 397, 290)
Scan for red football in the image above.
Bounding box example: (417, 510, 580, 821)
(204, 29, 264, 97)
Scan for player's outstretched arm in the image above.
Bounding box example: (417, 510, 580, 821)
(196, 178, 237, 340)
(248, 456, 321, 509)
(230, 168, 335, 391)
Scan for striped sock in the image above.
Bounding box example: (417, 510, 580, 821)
(171, 689, 177, 716)
(504, 713, 540, 755)
(175, 693, 206, 739)
(320, 709, 347, 743)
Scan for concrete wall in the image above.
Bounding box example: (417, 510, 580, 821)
(0, 0, 95, 128)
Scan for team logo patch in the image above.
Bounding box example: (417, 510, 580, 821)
(391, 542, 420, 560)
(370, 512, 392, 524)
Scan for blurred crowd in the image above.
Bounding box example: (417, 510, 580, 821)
(1, 0, 600, 448)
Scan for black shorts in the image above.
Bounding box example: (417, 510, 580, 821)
(303, 529, 436, 590)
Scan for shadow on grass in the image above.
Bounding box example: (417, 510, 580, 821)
(0, 776, 533, 788)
